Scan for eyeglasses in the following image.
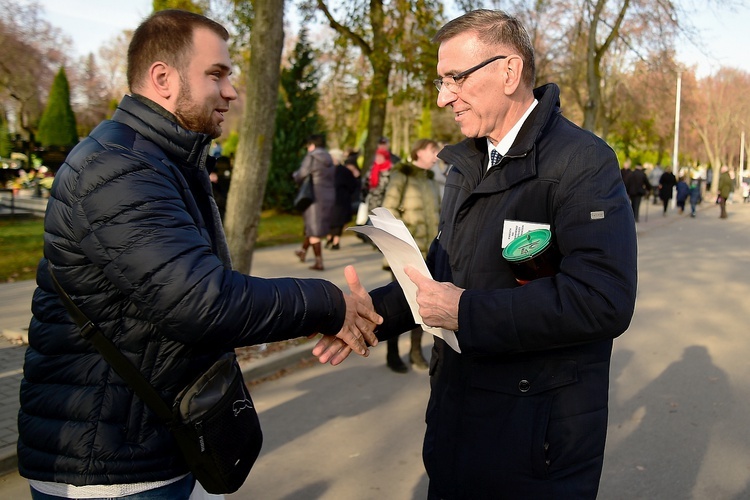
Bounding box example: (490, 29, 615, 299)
(433, 55, 509, 93)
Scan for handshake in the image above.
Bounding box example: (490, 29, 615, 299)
(311, 265, 382, 366)
(309, 264, 464, 366)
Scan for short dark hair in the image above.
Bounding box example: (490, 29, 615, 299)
(410, 139, 438, 161)
(307, 134, 326, 149)
(128, 9, 229, 92)
(433, 9, 535, 88)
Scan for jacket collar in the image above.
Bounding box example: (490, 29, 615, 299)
(112, 94, 214, 171)
(437, 83, 561, 193)
(438, 83, 560, 178)
(506, 83, 559, 157)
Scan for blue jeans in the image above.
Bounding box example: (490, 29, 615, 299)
(30, 474, 195, 499)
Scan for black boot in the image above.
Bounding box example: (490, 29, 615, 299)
(386, 337, 408, 373)
(409, 328, 428, 369)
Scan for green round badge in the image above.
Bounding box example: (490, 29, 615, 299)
(502, 229, 552, 263)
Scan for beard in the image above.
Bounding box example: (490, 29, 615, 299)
(174, 79, 222, 139)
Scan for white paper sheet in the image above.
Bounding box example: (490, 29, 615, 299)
(349, 208, 461, 353)
(501, 219, 551, 248)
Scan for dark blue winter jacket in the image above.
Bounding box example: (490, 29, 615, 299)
(370, 84, 637, 498)
(18, 95, 346, 486)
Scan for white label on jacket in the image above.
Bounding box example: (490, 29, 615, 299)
(591, 211, 605, 220)
(501, 220, 551, 248)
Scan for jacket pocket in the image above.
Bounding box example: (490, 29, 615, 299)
(470, 358, 578, 396)
(466, 358, 579, 480)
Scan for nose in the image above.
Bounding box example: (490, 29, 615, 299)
(436, 85, 457, 108)
(222, 80, 238, 101)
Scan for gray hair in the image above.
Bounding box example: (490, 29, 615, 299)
(433, 9, 535, 88)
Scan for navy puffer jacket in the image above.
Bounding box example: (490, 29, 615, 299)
(18, 95, 347, 486)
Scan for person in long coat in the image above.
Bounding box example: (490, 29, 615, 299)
(326, 151, 360, 250)
(293, 134, 336, 270)
(624, 164, 651, 222)
(658, 169, 677, 215)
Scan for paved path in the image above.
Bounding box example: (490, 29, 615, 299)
(2, 200, 750, 499)
(225, 200, 750, 500)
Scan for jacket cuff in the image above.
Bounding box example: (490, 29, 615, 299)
(298, 279, 346, 335)
(370, 281, 417, 341)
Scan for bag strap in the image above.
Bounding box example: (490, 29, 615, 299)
(48, 264, 175, 424)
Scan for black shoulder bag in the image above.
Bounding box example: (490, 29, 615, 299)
(48, 267, 262, 494)
(294, 174, 315, 211)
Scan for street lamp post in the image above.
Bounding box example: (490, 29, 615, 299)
(672, 73, 681, 177)
(671, 72, 682, 208)
(740, 131, 746, 192)
(741, 131, 745, 176)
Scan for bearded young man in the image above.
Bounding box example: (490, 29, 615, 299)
(18, 10, 380, 499)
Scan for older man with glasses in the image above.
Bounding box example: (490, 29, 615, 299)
(333, 8, 638, 499)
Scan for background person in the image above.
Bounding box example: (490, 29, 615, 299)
(625, 163, 651, 222)
(381, 138, 441, 373)
(647, 164, 663, 205)
(365, 141, 394, 212)
(658, 168, 677, 216)
(292, 134, 336, 270)
(326, 149, 360, 250)
(688, 176, 702, 217)
(718, 165, 732, 219)
(675, 175, 689, 214)
(18, 10, 380, 500)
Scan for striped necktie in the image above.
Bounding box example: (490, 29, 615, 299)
(490, 149, 502, 167)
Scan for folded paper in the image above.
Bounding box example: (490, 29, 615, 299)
(349, 207, 461, 353)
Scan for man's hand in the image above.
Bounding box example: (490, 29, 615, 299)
(311, 335, 351, 366)
(313, 265, 382, 365)
(404, 266, 463, 331)
(343, 264, 381, 345)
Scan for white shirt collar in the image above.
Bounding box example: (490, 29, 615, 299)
(487, 99, 538, 168)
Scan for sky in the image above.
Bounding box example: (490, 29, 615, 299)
(37, 0, 750, 78)
(38, 0, 152, 53)
(674, 5, 750, 77)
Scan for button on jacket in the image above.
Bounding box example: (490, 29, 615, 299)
(370, 83, 637, 498)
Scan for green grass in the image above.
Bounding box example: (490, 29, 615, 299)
(254, 210, 304, 248)
(0, 210, 303, 282)
(0, 216, 44, 282)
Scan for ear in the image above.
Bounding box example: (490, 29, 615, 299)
(147, 61, 178, 101)
(503, 56, 523, 95)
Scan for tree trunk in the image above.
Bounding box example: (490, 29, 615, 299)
(362, 61, 391, 170)
(582, 0, 630, 134)
(360, 0, 391, 171)
(582, 30, 599, 132)
(223, 0, 284, 274)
